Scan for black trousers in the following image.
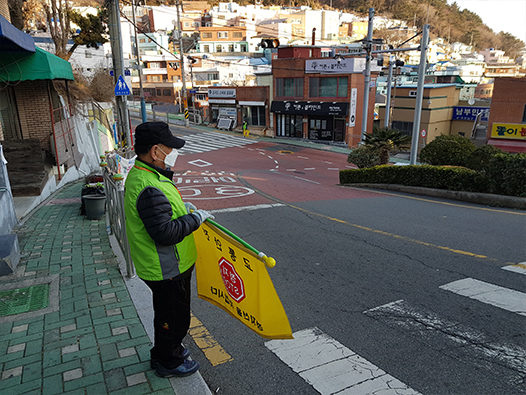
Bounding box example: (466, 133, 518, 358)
(143, 274, 192, 369)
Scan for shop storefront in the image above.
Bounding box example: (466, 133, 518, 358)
(239, 101, 266, 126)
(271, 101, 348, 141)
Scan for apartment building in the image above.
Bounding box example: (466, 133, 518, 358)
(198, 26, 248, 53)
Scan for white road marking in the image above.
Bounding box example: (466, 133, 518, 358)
(286, 169, 296, 172)
(364, 300, 526, 379)
(502, 262, 526, 275)
(293, 176, 320, 184)
(297, 156, 309, 159)
(304, 167, 315, 170)
(209, 203, 285, 213)
(266, 328, 421, 395)
(328, 168, 340, 170)
(439, 278, 526, 316)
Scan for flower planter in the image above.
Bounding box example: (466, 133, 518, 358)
(83, 195, 106, 220)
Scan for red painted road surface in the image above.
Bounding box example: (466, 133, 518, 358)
(175, 141, 381, 210)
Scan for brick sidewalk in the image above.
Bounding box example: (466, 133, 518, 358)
(0, 181, 177, 395)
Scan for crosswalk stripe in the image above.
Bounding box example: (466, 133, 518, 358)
(502, 262, 526, 275)
(364, 300, 526, 382)
(178, 132, 257, 155)
(265, 328, 421, 395)
(439, 278, 526, 316)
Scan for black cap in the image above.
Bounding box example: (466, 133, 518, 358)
(134, 122, 185, 149)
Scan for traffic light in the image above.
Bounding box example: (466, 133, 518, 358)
(395, 59, 405, 67)
(260, 38, 280, 48)
(187, 56, 197, 64)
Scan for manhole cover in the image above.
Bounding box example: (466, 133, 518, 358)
(0, 284, 50, 317)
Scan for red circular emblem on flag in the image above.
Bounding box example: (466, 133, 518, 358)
(218, 258, 245, 302)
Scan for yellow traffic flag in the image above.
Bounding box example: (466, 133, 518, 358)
(194, 220, 293, 340)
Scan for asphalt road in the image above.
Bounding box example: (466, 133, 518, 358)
(135, 121, 526, 395)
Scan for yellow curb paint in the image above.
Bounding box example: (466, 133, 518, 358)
(189, 313, 233, 366)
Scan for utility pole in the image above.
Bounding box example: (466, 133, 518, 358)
(131, 0, 147, 123)
(108, 0, 131, 147)
(384, 55, 394, 129)
(409, 24, 430, 165)
(175, 0, 189, 127)
(360, 7, 374, 143)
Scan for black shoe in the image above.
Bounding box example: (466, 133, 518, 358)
(155, 359, 200, 378)
(150, 347, 190, 369)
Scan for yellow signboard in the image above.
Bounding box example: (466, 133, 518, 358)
(491, 123, 526, 140)
(194, 221, 293, 340)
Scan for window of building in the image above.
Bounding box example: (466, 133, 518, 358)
(196, 94, 207, 101)
(218, 31, 228, 38)
(85, 50, 92, 58)
(150, 76, 161, 82)
(156, 89, 162, 96)
(207, 73, 219, 80)
(218, 15, 225, 20)
(276, 114, 303, 137)
(233, 32, 242, 38)
(240, 44, 247, 51)
(216, 45, 223, 52)
(522, 104, 526, 122)
(391, 121, 413, 135)
(242, 106, 266, 126)
(309, 77, 347, 98)
(276, 78, 303, 98)
(194, 22, 200, 27)
(144, 88, 157, 96)
(203, 45, 210, 52)
(163, 89, 172, 96)
(321, 51, 331, 58)
(202, 32, 212, 38)
(139, 38, 145, 43)
(184, 22, 190, 27)
(172, 75, 180, 82)
(149, 62, 160, 69)
(228, 44, 234, 52)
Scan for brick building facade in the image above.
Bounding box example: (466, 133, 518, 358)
(487, 77, 526, 152)
(270, 46, 376, 147)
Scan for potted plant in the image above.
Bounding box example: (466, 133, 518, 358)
(81, 182, 106, 220)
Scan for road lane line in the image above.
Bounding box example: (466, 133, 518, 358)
(189, 313, 233, 366)
(502, 262, 526, 274)
(265, 328, 421, 395)
(440, 278, 526, 316)
(236, 175, 510, 264)
(210, 204, 285, 213)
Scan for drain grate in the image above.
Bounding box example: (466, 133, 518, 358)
(0, 284, 50, 317)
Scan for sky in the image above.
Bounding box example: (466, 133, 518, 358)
(447, 0, 526, 45)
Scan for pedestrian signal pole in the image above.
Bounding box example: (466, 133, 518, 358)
(108, 0, 131, 147)
(175, 0, 189, 127)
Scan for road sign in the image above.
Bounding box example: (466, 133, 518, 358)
(421, 129, 426, 138)
(114, 75, 131, 96)
(184, 110, 189, 119)
(189, 89, 197, 94)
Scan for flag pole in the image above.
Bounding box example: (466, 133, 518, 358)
(206, 219, 276, 268)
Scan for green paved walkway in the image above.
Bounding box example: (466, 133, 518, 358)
(0, 181, 176, 395)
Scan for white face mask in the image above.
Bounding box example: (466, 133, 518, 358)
(158, 147, 179, 168)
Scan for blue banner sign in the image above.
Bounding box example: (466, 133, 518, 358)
(452, 106, 489, 122)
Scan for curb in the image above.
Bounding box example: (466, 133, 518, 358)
(343, 183, 526, 210)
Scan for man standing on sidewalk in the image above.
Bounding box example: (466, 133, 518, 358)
(124, 122, 214, 378)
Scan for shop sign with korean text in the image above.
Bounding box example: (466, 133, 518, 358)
(194, 221, 293, 340)
(452, 106, 489, 122)
(491, 123, 526, 140)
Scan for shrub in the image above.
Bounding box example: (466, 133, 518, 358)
(340, 165, 487, 193)
(347, 146, 382, 169)
(485, 153, 526, 197)
(465, 144, 504, 173)
(419, 134, 476, 166)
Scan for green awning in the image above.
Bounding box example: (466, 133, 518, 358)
(0, 46, 74, 82)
